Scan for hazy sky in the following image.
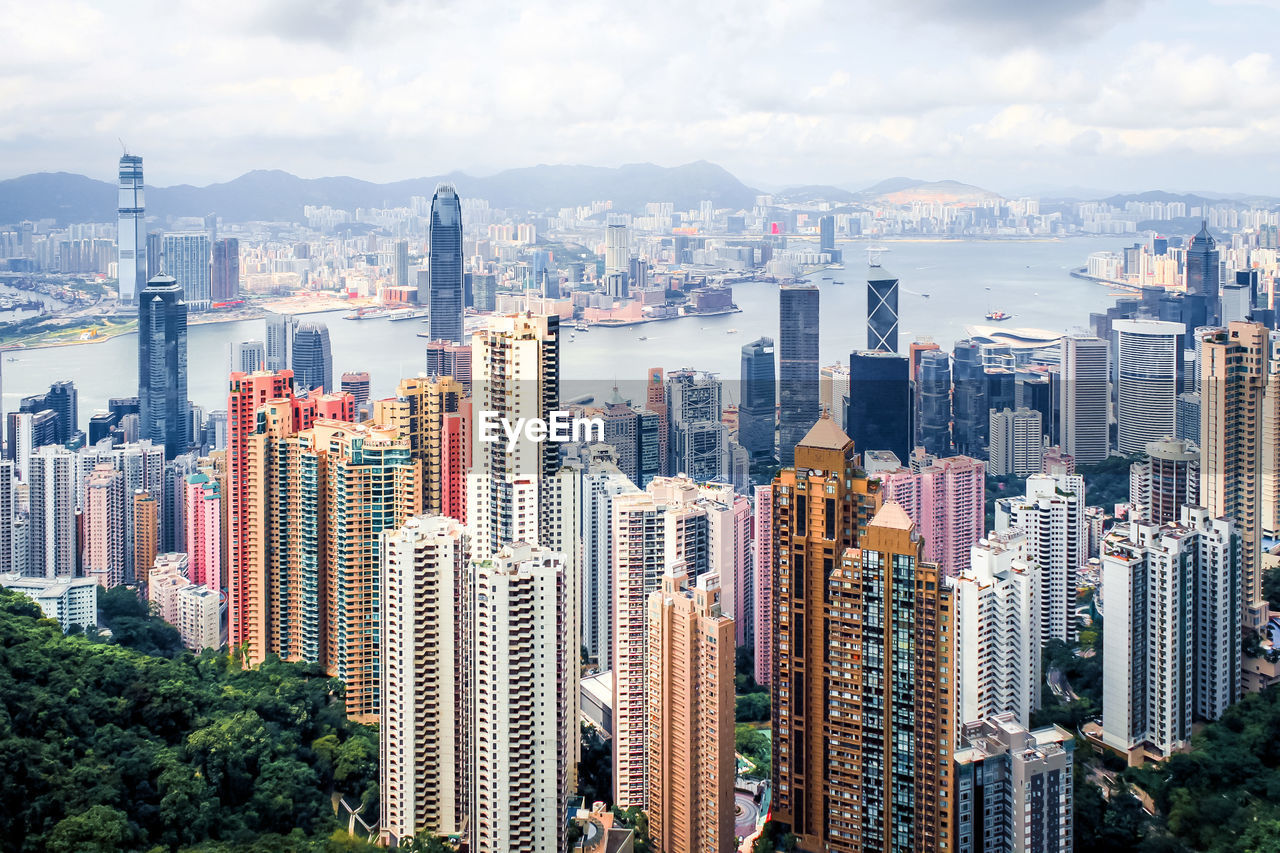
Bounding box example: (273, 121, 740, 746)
(4, 0, 1280, 194)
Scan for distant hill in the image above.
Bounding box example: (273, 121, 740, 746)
(0, 160, 759, 225)
(774, 185, 861, 205)
(1102, 190, 1218, 208)
(858, 176, 923, 196)
(868, 179, 1004, 206)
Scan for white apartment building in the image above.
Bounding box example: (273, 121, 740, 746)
(952, 530, 1042, 730)
(995, 472, 1086, 643)
(1102, 507, 1239, 758)
(0, 572, 97, 631)
(380, 515, 470, 846)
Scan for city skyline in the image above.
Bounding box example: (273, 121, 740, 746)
(4, 1, 1280, 195)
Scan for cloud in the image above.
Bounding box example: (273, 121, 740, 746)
(0, 0, 1278, 194)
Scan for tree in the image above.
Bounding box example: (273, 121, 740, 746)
(45, 804, 140, 853)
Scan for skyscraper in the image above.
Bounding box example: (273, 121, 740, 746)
(995, 471, 1086, 643)
(917, 349, 952, 455)
(469, 543, 572, 853)
(211, 238, 240, 303)
(818, 214, 835, 254)
(426, 185, 464, 344)
(184, 472, 221, 590)
(1102, 507, 1239, 758)
(133, 489, 158, 578)
(1200, 321, 1271, 632)
(564, 447, 640, 670)
(987, 407, 1043, 477)
(846, 350, 912, 462)
(1130, 437, 1199, 525)
(372, 375, 464, 514)
(605, 220, 630, 299)
(778, 285, 819, 466)
(646, 571, 735, 853)
(774, 498, 954, 851)
(227, 370, 299, 657)
(866, 263, 900, 353)
(954, 716, 1074, 853)
(394, 239, 409, 288)
(879, 453, 986, 578)
(45, 381, 78, 447)
(1114, 319, 1184, 454)
(380, 515, 471, 846)
(239, 413, 419, 720)
(137, 274, 190, 458)
(467, 314, 560, 555)
(291, 322, 333, 393)
(665, 369, 729, 483)
(752, 484, 772, 686)
(953, 530, 1041, 728)
(1187, 221, 1221, 324)
(0, 461, 14, 575)
(265, 313, 296, 371)
(117, 154, 146, 303)
(28, 446, 76, 578)
(612, 476, 748, 810)
(952, 339, 988, 457)
(83, 463, 126, 588)
(340, 372, 371, 408)
(163, 232, 213, 312)
(739, 336, 776, 460)
(1060, 334, 1109, 465)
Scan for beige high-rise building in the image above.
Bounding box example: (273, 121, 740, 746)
(373, 375, 464, 513)
(1201, 322, 1271, 632)
(467, 313, 561, 555)
(380, 515, 470, 846)
(611, 476, 747, 810)
(646, 571, 735, 853)
(83, 463, 126, 588)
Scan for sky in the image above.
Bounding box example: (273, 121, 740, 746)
(3, 0, 1280, 195)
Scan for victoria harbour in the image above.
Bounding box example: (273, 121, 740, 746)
(3, 236, 1124, 432)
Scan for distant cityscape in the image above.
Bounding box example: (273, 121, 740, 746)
(5, 142, 1280, 853)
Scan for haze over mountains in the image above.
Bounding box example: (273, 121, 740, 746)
(0, 162, 1264, 227)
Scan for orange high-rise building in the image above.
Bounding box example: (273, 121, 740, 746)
(373, 375, 464, 514)
(646, 570, 735, 853)
(772, 414, 957, 851)
(771, 413, 881, 849)
(132, 489, 159, 579)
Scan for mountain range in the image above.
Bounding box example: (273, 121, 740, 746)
(0, 162, 1266, 227)
(0, 162, 763, 226)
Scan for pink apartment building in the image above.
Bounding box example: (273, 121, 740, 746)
(879, 453, 985, 578)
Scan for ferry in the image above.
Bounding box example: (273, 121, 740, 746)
(387, 308, 429, 321)
(832, 280, 844, 285)
(345, 307, 390, 320)
(985, 311, 1013, 322)
(575, 320, 589, 331)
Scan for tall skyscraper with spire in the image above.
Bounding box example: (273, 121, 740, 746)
(426, 185, 464, 344)
(117, 153, 146, 303)
(1187, 221, 1221, 324)
(866, 262, 900, 353)
(137, 274, 189, 459)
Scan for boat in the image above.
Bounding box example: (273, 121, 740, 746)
(344, 307, 390, 320)
(726, 328, 739, 334)
(985, 311, 1013, 322)
(637, 335, 648, 341)
(832, 280, 844, 285)
(574, 321, 589, 331)
(922, 293, 930, 298)
(822, 276, 833, 280)
(387, 308, 429, 321)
